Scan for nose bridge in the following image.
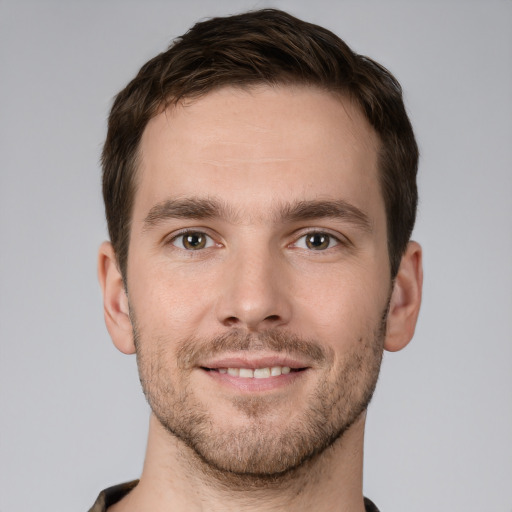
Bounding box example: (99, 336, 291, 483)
(216, 236, 291, 330)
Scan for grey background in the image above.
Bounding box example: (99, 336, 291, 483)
(1, 1, 511, 511)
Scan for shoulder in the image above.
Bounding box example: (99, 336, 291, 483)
(87, 480, 139, 512)
(364, 496, 381, 512)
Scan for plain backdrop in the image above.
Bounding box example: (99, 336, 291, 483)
(1, 1, 511, 511)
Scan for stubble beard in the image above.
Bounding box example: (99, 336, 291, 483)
(132, 308, 387, 484)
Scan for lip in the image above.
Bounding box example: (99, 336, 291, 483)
(197, 353, 311, 393)
(198, 354, 311, 370)
(201, 366, 308, 392)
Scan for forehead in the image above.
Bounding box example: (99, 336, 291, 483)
(135, 85, 382, 223)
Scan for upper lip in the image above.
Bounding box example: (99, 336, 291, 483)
(199, 354, 311, 370)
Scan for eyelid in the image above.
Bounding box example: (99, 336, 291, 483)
(289, 228, 349, 250)
(164, 227, 348, 250)
(167, 228, 221, 249)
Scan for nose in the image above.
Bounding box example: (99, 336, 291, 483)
(215, 244, 292, 332)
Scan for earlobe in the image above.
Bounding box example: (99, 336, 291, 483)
(384, 241, 423, 352)
(97, 241, 135, 355)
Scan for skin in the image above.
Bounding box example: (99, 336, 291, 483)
(98, 85, 423, 512)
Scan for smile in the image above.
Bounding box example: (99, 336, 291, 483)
(198, 355, 311, 391)
(206, 366, 297, 378)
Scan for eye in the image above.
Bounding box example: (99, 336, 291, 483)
(294, 232, 339, 251)
(171, 231, 215, 250)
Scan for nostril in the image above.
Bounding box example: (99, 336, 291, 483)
(223, 316, 239, 327)
(264, 315, 281, 322)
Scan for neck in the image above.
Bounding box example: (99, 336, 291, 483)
(111, 413, 368, 512)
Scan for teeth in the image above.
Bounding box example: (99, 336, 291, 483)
(218, 366, 292, 378)
(254, 368, 271, 379)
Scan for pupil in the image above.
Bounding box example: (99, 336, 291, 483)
(307, 233, 329, 249)
(185, 233, 204, 249)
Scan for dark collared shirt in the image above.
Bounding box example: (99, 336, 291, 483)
(88, 480, 380, 511)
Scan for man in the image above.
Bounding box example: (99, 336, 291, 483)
(92, 8, 422, 512)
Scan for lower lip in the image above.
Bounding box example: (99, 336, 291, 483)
(200, 368, 308, 392)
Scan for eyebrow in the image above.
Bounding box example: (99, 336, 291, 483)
(280, 200, 372, 232)
(142, 197, 372, 233)
(143, 198, 238, 230)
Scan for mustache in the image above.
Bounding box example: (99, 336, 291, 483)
(175, 330, 332, 369)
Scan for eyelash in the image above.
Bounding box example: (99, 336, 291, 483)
(291, 231, 342, 251)
(168, 229, 346, 252)
(169, 230, 217, 250)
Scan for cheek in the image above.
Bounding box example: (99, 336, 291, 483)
(128, 257, 217, 335)
(292, 265, 388, 341)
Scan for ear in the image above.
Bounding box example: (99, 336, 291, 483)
(97, 241, 135, 355)
(384, 241, 423, 352)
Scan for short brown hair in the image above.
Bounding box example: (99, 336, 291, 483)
(102, 8, 418, 280)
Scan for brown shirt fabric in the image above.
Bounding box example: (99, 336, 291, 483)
(88, 481, 138, 512)
(88, 480, 380, 511)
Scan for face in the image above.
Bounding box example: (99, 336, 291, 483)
(126, 85, 391, 476)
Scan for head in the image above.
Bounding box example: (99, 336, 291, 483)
(98, 9, 422, 482)
(102, 8, 418, 283)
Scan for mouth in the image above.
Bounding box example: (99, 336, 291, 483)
(197, 355, 311, 392)
(201, 365, 307, 379)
